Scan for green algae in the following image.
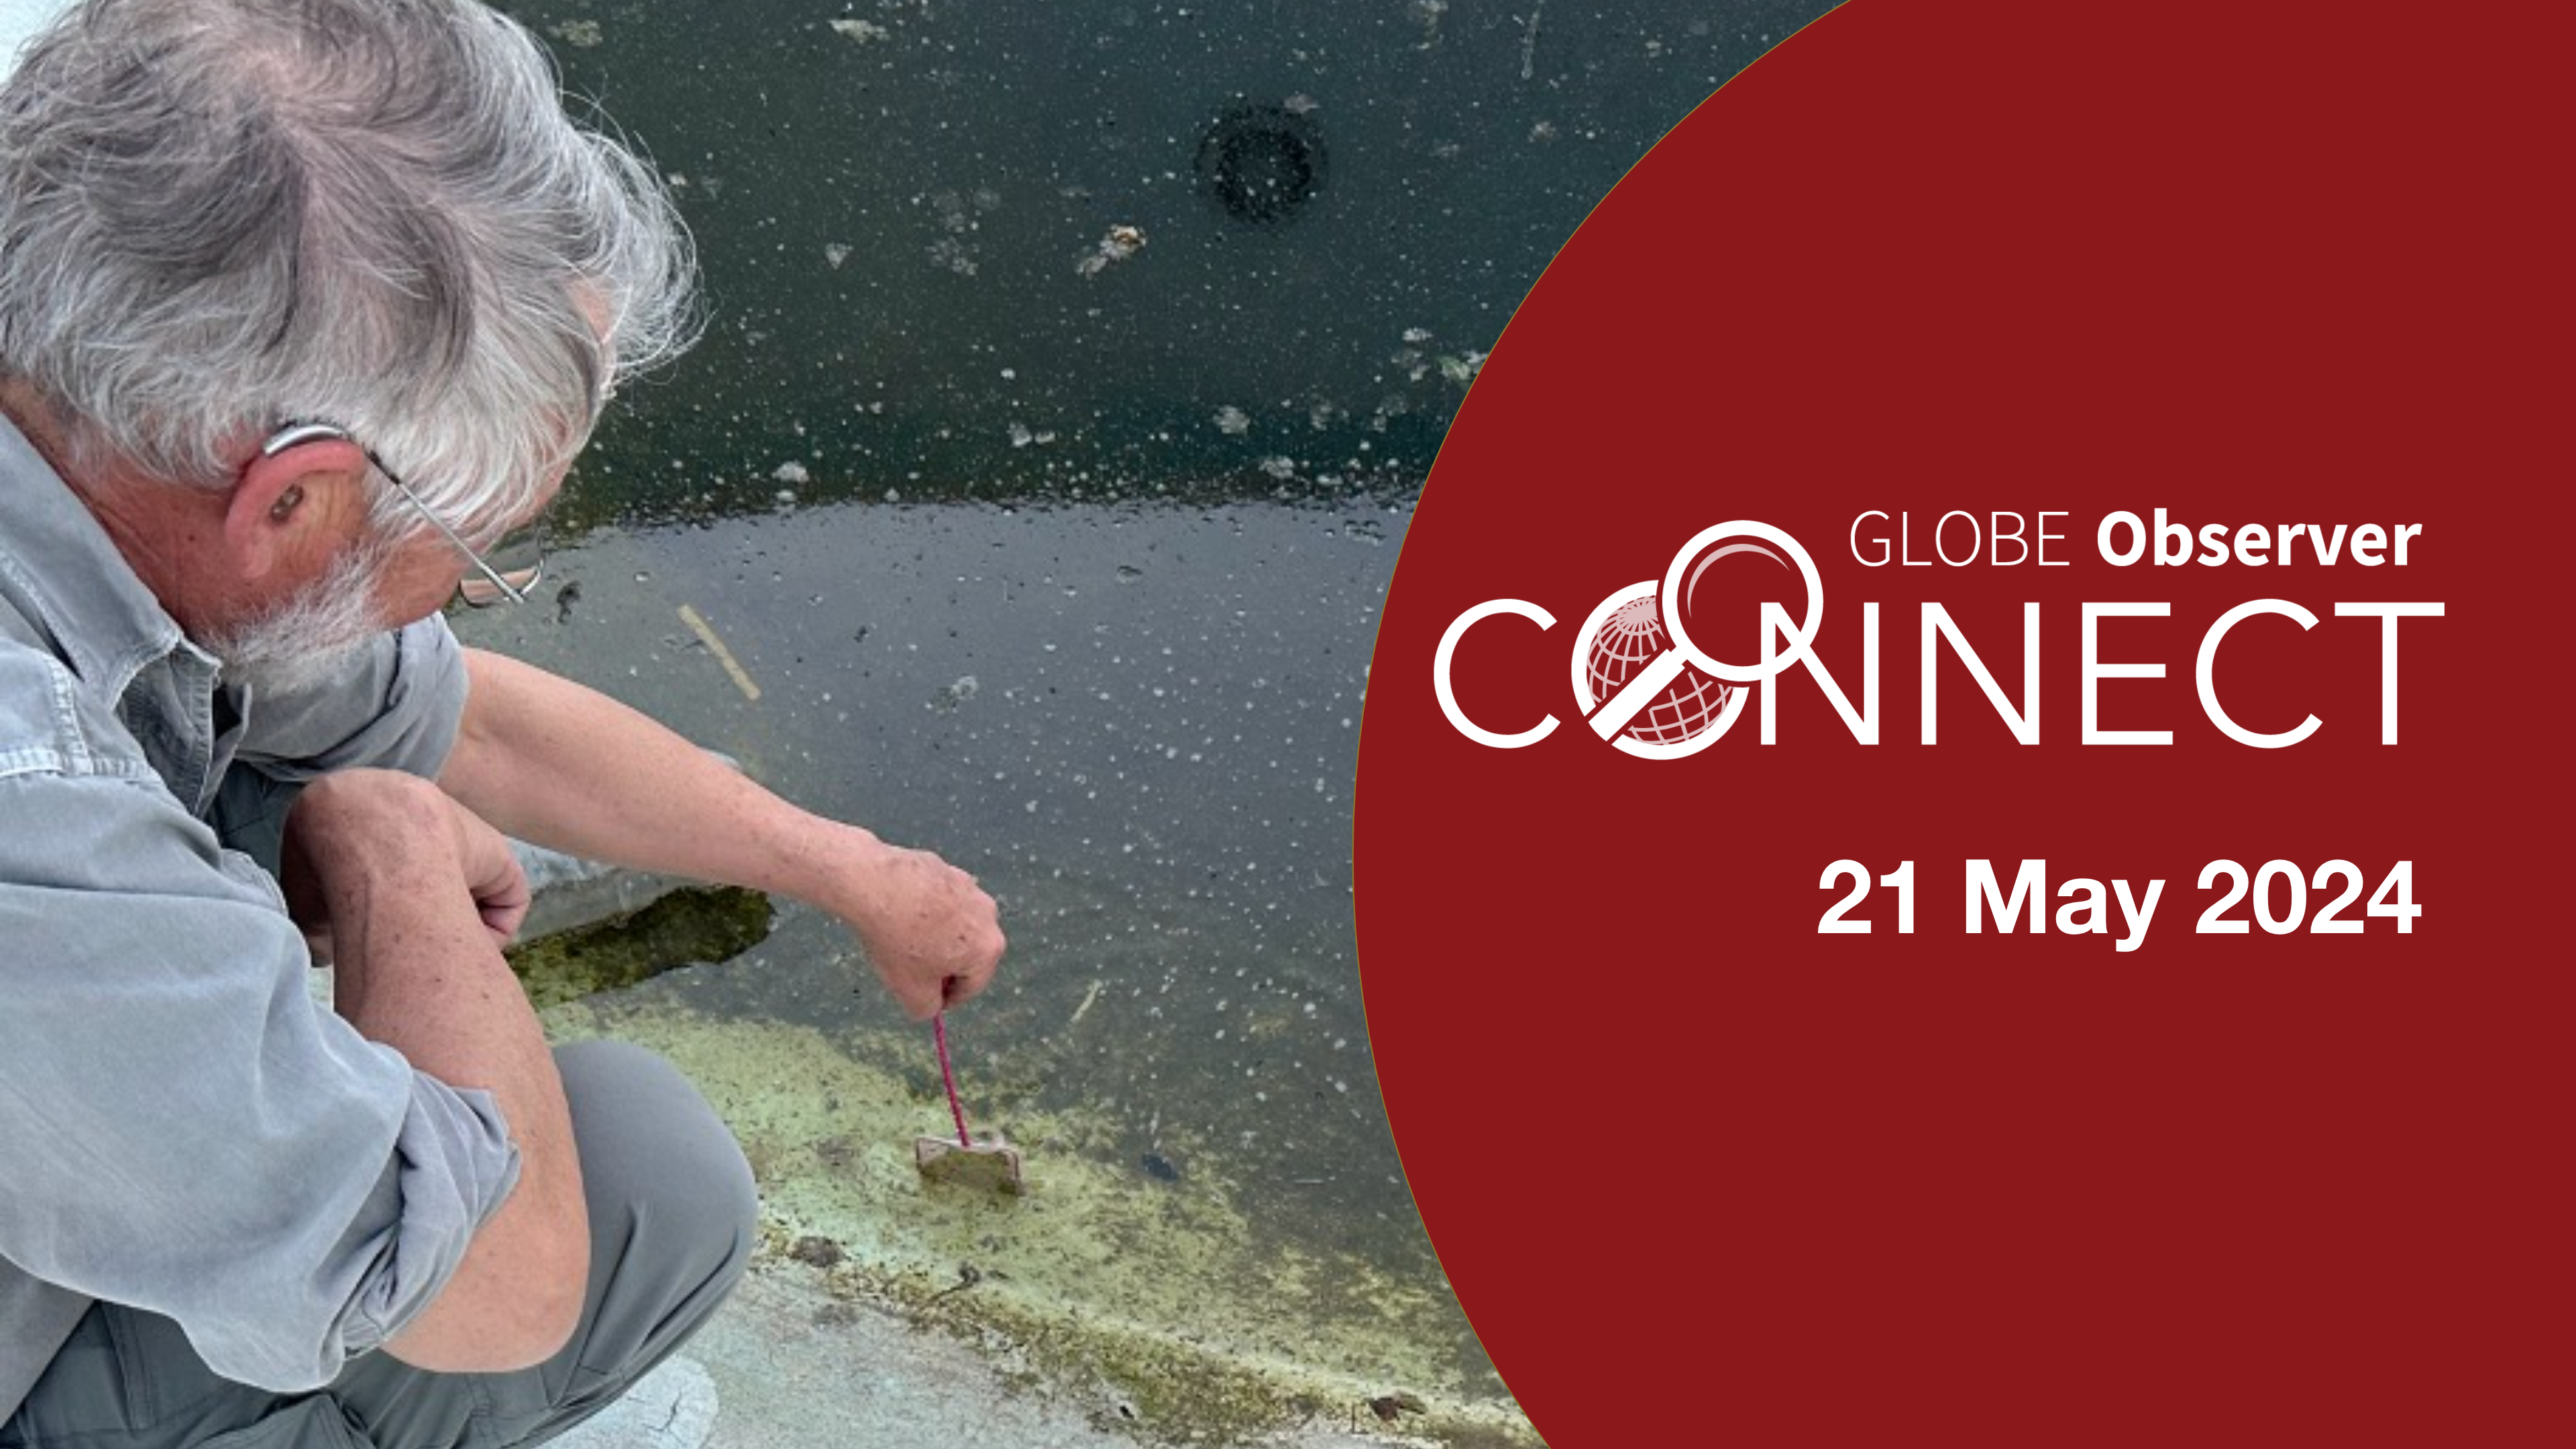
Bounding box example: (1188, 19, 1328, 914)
(769, 1219, 1542, 1448)
(540, 998, 1538, 1448)
(506, 885, 773, 1008)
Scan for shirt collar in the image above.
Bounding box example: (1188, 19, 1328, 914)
(0, 412, 205, 696)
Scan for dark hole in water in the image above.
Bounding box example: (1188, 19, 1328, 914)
(1195, 103, 1328, 227)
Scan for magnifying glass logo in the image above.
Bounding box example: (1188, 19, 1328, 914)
(1584, 519, 1825, 740)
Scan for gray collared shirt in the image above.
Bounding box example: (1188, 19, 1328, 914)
(0, 418, 520, 1422)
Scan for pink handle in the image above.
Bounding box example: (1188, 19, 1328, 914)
(933, 1011, 971, 1146)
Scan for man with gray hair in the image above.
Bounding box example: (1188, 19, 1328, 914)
(0, 2, 1006, 1446)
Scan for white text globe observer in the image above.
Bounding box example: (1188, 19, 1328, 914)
(1586, 593, 1734, 745)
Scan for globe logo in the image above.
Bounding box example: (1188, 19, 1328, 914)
(1584, 592, 1735, 747)
(1431, 521, 1815, 757)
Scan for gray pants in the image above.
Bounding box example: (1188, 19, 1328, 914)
(1, 1040, 758, 1449)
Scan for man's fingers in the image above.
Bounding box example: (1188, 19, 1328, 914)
(896, 975, 945, 1021)
(941, 928, 1006, 1007)
(437, 794, 531, 947)
(883, 931, 1004, 1021)
(480, 894, 530, 945)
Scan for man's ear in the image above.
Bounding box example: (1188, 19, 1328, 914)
(225, 433, 371, 582)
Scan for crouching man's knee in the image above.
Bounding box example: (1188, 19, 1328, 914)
(553, 1040, 758, 1384)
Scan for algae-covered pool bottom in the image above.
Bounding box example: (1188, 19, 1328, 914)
(540, 989, 1533, 1448)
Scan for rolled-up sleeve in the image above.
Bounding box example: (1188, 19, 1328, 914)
(311, 1073, 523, 1368)
(236, 616, 470, 781)
(0, 767, 519, 1390)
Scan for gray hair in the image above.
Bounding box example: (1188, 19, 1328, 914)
(0, 0, 696, 537)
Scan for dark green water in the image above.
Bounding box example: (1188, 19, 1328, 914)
(510, 0, 1829, 517)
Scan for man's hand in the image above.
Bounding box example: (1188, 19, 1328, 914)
(284, 770, 529, 948)
(441, 792, 531, 946)
(827, 830, 1006, 1019)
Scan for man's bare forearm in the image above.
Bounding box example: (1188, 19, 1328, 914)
(441, 647, 865, 904)
(288, 772, 588, 1371)
(439, 648, 1005, 1018)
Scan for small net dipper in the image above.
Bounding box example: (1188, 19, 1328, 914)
(914, 1011, 1024, 1193)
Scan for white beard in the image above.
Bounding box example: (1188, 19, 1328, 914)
(200, 543, 395, 698)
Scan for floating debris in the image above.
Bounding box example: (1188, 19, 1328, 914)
(1214, 405, 1250, 436)
(1067, 978, 1108, 1026)
(1408, 0, 1448, 47)
(1283, 93, 1321, 116)
(822, 241, 851, 269)
(676, 604, 762, 702)
(546, 19, 602, 48)
(1075, 222, 1147, 278)
(1259, 455, 1298, 480)
(828, 18, 889, 44)
(771, 460, 812, 486)
(932, 675, 979, 712)
(1438, 350, 1487, 384)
